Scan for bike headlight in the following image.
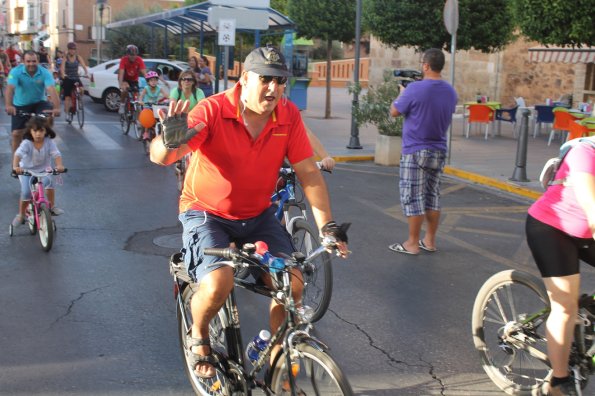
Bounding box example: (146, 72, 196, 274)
(296, 305, 314, 323)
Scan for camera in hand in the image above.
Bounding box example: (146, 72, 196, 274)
(394, 69, 422, 87)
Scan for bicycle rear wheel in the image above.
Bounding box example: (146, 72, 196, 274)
(471, 270, 551, 395)
(269, 343, 353, 395)
(76, 92, 84, 128)
(38, 204, 54, 252)
(291, 218, 332, 322)
(177, 284, 238, 396)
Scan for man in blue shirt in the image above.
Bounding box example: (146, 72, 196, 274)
(389, 48, 458, 255)
(5, 50, 60, 153)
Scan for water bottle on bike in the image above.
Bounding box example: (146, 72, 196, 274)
(254, 241, 285, 273)
(245, 329, 271, 364)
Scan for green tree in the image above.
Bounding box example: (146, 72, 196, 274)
(288, 0, 355, 118)
(106, 4, 166, 59)
(363, 0, 515, 53)
(514, 0, 594, 47)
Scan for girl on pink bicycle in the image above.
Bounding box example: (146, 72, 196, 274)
(11, 116, 65, 226)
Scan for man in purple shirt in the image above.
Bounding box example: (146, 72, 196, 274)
(388, 48, 458, 255)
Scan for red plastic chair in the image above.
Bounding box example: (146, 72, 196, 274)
(466, 104, 495, 140)
(549, 108, 583, 145)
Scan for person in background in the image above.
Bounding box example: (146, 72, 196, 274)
(54, 49, 64, 75)
(37, 46, 51, 68)
(388, 48, 457, 255)
(12, 116, 65, 227)
(150, 45, 349, 378)
(6, 44, 20, 67)
(60, 42, 88, 114)
(525, 139, 595, 396)
(196, 55, 213, 97)
(118, 44, 146, 114)
(5, 50, 61, 154)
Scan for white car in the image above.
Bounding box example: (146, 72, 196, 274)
(82, 58, 190, 112)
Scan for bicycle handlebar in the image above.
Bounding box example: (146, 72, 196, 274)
(11, 168, 68, 178)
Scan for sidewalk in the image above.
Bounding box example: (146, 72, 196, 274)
(302, 86, 560, 200)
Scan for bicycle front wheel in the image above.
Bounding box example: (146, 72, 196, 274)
(269, 343, 353, 396)
(291, 218, 332, 322)
(177, 284, 238, 396)
(120, 113, 130, 135)
(77, 93, 84, 128)
(38, 204, 54, 252)
(471, 270, 551, 395)
(133, 109, 143, 140)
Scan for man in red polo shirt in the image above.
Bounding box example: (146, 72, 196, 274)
(150, 46, 349, 379)
(117, 44, 146, 114)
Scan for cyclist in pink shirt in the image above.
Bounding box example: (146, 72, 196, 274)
(526, 141, 595, 396)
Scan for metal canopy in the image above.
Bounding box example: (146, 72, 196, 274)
(529, 46, 595, 64)
(106, 1, 295, 36)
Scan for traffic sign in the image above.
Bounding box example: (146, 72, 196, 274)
(208, 6, 268, 30)
(218, 19, 236, 46)
(443, 0, 459, 35)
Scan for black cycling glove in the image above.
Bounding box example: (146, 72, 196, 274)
(321, 221, 351, 244)
(161, 113, 198, 148)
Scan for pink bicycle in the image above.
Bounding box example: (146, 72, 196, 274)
(9, 168, 67, 252)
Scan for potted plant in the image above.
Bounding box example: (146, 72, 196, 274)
(349, 70, 403, 166)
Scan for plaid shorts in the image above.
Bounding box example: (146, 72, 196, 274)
(399, 149, 446, 217)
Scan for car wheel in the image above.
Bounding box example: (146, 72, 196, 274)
(103, 88, 121, 112)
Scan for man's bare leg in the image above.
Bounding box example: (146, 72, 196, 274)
(421, 209, 441, 250)
(11, 128, 25, 154)
(190, 266, 235, 377)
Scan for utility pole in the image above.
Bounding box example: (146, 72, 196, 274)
(96, 0, 107, 64)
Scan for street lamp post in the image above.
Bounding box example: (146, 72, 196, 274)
(96, 0, 107, 64)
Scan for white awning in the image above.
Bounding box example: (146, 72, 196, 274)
(529, 47, 595, 63)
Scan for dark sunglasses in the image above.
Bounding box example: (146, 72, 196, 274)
(181, 77, 195, 82)
(259, 75, 288, 85)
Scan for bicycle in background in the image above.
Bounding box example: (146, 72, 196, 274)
(170, 238, 354, 396)
(472, 269, 595, 395)
(120, 87, 141, 139)
(64, 78, 85, 128)
(9, 168, 68, 252)
(137, 100, 168, 156)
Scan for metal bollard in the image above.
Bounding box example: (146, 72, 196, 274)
(509, 109, 530, 182)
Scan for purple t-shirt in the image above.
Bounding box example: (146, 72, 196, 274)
(394, 79, 457, 154)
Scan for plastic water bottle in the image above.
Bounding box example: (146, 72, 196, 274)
(254, 241, 285, 273)
(245, 329, 271, 363)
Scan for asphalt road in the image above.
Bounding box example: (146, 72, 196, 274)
(1, 97, 594, 395)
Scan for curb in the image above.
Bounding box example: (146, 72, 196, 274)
(444, 166, 542, 200)
(329, 155, 542, 201)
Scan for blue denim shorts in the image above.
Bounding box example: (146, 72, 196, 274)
(399, 149, 446, 217)
(179, 206, 295, 282)
(19, 174, 53, 200)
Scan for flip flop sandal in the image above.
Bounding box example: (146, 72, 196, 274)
(186, 336, 218, 379)
(418, 240, 437, 252)
(388, 242, 418, 255)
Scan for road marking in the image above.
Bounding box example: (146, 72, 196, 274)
(74, 124, 122, 150)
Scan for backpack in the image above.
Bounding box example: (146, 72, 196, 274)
(539, 136, 595, 190)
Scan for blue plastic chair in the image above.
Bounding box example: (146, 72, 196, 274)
(495, 105, 519, 137)
(533, 105, 555, 138)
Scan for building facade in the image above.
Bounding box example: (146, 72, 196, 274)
(2, 0, 183, 64)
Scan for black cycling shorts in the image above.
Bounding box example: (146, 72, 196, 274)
(123, 80, 139, 92)
(11, 101, 53, 131)
(62, 77, 81, 97)
(526, 214, 595, 278)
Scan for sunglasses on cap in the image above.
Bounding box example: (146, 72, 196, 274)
(181, 77, 195, 82)
(259, 75, 288, 85)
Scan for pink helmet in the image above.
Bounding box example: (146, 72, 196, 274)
(145, 71, 159, 80)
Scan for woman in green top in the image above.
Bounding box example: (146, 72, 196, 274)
(169, 70, 205, 110)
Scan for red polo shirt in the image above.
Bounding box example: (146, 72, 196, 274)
(180, 82, 313, 219)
